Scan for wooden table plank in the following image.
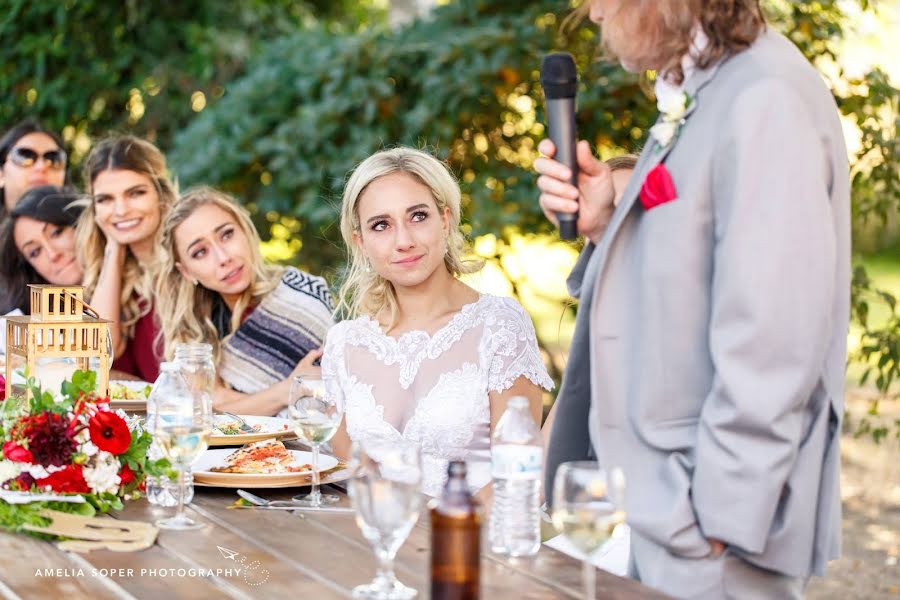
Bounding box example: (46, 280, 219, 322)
(110, 499, 346, 599)
(67, 543, 237, 600)
(203, 486, 665, 599)
(0, 530, 126, 600)
(0, 485, 667, 599)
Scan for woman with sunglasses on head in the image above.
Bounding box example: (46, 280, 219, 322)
(155, 187, 333, 415)
(0, 186, 84, 313)
(0, 120, 69, 219)
(75, 136, 174, 383)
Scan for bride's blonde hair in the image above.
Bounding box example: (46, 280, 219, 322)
(75, 136, 175, 338)
(337, 147, 481, 325)
(155, 186, 282, 361)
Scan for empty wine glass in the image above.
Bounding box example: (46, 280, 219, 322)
(149, 362, 213, 530)
(349, 439, 422, 599)
(289, 376, 344, 507)
(552, 462, 626, 600)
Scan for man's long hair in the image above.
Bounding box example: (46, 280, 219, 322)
(569, 0, 766, 84)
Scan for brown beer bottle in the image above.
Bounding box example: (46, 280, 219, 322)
(431, 461, 481, 600)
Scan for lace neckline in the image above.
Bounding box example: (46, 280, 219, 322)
(359, 294, 486, 347)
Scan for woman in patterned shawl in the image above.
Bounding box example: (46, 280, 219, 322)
(155, 186, 333, 415)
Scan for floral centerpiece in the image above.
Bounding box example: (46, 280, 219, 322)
(0, 370, 169, 536)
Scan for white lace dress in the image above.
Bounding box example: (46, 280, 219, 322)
(322, 294, 553, 496)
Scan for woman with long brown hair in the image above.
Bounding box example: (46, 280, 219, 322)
(0, 186, 84, 314)
(76, 136, 175, 382)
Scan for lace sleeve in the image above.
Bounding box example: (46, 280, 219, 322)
(485, 297, 554, 393)
(321, 321, 347, 405)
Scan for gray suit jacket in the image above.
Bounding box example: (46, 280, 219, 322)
(545, 28, 849, 579)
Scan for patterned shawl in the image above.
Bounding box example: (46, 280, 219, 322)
(219, 267, 333, 393)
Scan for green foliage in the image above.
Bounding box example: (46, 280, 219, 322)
(169, 0, 652, 277)
(852, 265, 899, 406)
(0, 499, 95, 539)
(0, 0, 385, 161)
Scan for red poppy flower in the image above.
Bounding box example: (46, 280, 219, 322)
(0, 373, 6, 401)
(118, 463, 135, 485)
(3, 441, 34, 463)
(35, 464, 90, 494)
(88, 411, 132, 455)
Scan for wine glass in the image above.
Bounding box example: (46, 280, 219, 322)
(552, 462, 626, 600)
(288, 376, 344, 507)
(349, 439, 422, 599)
(150, 362, 213, 530)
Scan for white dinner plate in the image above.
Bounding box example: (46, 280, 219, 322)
(108, 380, 151, 411)
(210, 415, 294, 446)
(192, 448, 339, 488)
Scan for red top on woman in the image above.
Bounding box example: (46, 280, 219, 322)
(112, 299, 162, 383)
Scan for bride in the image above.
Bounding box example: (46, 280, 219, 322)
(325, 147, 552, 496)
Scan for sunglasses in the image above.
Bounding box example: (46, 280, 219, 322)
(7, 146, 67, 170)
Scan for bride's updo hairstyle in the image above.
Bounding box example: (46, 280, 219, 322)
(336, 147, 481, 324)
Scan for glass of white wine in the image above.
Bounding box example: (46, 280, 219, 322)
(349, 439, 422, 599)
(552, 461, 626, 600)
(288, 376, 344, 507)
(150, 362, 213, 530)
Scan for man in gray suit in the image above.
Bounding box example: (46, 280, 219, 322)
(537, 1, 849, 597)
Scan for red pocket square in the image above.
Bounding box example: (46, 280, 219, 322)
(639, 164, 677, 211)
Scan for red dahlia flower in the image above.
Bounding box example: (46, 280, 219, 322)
(88, 411, 131, 455)
(34, 464, 89, 494)
(20, 412, 77, 466)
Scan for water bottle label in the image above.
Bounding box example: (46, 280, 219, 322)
(491, 445, 541, 479)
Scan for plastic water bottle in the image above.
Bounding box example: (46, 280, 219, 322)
(489, 396, 542, 557)
(145, 363, 194, 507)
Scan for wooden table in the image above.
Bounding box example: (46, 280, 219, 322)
(0, 484, 670, 599)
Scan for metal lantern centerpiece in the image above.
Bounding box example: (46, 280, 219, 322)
(4, 285, 111, 400)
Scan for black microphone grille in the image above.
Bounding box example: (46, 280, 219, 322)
(541, 52, 577, 99)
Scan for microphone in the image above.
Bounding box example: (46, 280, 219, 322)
(540, 52, 579, 241)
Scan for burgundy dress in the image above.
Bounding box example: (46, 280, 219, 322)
(112, 300, 162, 383)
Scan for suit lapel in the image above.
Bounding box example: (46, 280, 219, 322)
(578, 60, 724, 310)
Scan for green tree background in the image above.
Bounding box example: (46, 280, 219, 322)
(2, 0, 897, 432)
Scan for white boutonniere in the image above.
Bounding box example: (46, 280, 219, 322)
(650, 86, 692, 151)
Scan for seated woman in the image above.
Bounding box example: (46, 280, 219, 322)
(155, 186, 334, 415)
(76, 136, 174, 383)
(325, 147, 553, 496)
(0, 120, 69, 219)
(0, 185, 84, 313)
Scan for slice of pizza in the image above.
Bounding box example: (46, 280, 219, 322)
(209, 439, 311, 474)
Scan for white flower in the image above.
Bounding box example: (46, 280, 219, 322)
(83, 451, 121, 495)
(26, 464, 48, 479)
(0, 460, 22, 484)
(650, 121, 679, 148)
(657, 87, 688, 122)
(81, 440, 99, 457)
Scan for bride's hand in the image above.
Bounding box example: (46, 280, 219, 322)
(290, 348, 323, 380)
